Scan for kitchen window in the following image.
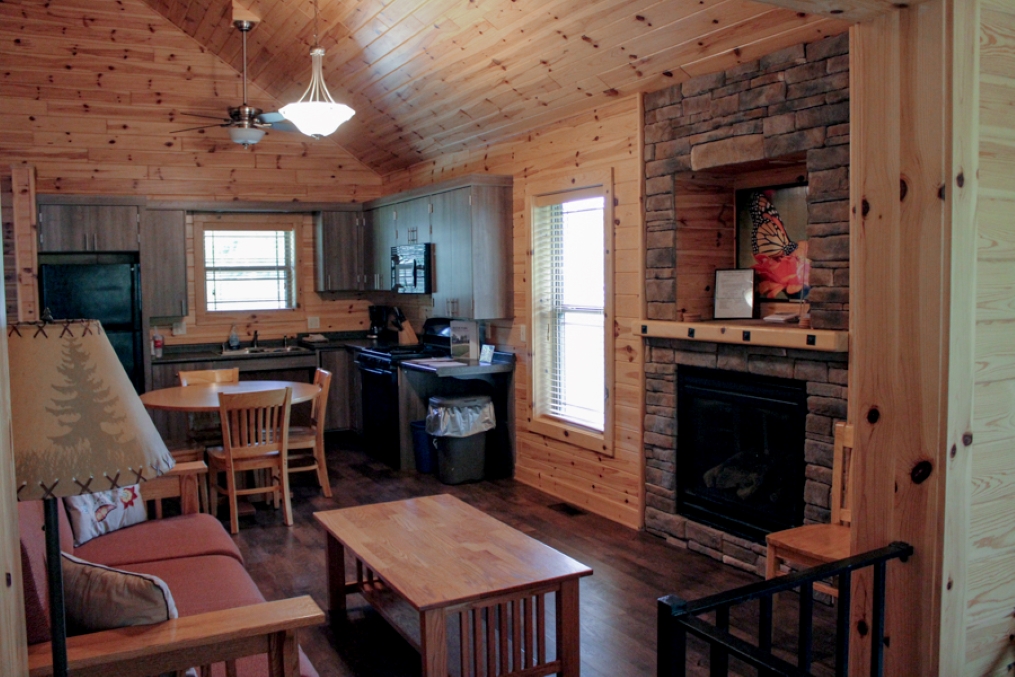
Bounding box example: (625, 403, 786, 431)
(193, 214, 301, 321)
(529, 172, 614, 455)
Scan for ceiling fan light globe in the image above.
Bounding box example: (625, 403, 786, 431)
(279, 102, 355, 138)
(228, 126, 265, 146)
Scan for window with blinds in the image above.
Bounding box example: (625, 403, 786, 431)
(531, 189, 606, 432)
(202, 229, 297, 312)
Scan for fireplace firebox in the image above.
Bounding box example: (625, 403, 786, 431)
(676, 367, 808, 543)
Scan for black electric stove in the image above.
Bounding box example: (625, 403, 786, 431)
(355, 318, 453, 468)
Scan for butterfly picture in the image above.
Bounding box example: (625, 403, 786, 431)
(736, 185, 811, 300)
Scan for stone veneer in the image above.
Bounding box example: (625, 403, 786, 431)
(643, 340, 848, 574)
(643, 33, 851, 331)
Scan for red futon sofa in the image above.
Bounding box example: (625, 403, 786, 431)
(18, 463, 323, 677)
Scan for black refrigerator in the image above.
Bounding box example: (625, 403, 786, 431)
(39, 254, 144, 392)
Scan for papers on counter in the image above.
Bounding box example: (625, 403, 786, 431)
(405, 357, 469, 367)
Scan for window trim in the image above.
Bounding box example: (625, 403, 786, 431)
(192, 213, 304, 326)
(526, 168, 615, 457)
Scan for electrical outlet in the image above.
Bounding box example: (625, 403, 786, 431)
(307, 316, 320, 329)
(171, 319, 187, 336)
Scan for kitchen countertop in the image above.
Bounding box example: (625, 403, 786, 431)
(153, 343, 317, 364)
(400, 353, 515, 377)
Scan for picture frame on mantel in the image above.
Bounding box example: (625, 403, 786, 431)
(735, 182, 811, 304)
(714, 269, 758, 319)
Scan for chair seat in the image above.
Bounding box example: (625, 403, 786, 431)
(207, 446, 279, 464)
(287, 425, 316, 448)
(767, 523, 850, 564)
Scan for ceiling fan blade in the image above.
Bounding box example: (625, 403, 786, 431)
(180, 111, 231, 122)
(266, 120, 300, 134)
(257, 111, 285, 123)
(171, 123, 227, 133)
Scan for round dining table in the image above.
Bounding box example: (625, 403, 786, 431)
(140, 380, 321, 412)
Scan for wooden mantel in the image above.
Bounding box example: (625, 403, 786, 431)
(640, 319, 849, 353)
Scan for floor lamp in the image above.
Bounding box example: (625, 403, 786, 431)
(9, 320, 175, 677)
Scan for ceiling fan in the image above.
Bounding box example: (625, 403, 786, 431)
(173, 19, 297, 147)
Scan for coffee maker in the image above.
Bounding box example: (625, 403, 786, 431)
(368, 305, 398, 343)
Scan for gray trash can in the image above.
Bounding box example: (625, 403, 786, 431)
(425, 395, 496, 485)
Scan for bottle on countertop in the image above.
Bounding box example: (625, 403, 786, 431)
(228, 325, 240, 350)
(152, 328, 164, 359)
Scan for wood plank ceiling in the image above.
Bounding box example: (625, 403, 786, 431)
(141, 0, 849, 175)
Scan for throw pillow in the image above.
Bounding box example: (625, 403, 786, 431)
(63, 484, 146, 547)
(61, 552, 177, 635)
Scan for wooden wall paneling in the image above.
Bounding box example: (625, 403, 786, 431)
(0, 184, 28, 677)
(753, 0, 934, 22)
(10, 166, 37, 323)
(1, 173, 16, 321)
(849, 2, 957, 674)
(673, 173, 736, 320)
(383, 97, 644, 528)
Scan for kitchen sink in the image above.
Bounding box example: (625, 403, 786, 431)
(221, 346, 310, 356)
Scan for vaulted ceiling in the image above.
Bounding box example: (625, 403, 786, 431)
(142, 0, 849, 175)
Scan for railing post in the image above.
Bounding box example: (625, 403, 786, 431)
(870, 560, 887, 677)
(835, 570, 852, 677)
(712, 605, 729, 676)
(798, 581, 813, 673)
(658, 595, 687, 677)
(758, 595, 774, 677)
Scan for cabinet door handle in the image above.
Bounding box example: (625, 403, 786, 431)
(84, 232, 89, 250)
(180, 299, 185, 315)
(328, 274, 332, 289)
(94, 233, 98, 250)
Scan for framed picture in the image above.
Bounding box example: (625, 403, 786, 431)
(735, 183, 810, 301)
(714, 269, 757, 319)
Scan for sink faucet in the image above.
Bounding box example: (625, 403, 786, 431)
(283, 335, 291, 348)
(252, 330, 259, 348)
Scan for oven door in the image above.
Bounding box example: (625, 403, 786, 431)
(357, 360, 401, 469)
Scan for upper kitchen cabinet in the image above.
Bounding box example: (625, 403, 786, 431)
(316, 209, 367, 292)
(365, 175, 512, 319)
(140, 209, 187, 318)
(37, 197, 144, 252)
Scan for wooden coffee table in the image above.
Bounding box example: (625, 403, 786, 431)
(314, 495, 592, 677)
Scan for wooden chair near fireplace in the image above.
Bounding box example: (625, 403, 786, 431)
(765, 421, 854, 599)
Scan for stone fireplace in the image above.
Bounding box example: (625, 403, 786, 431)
(640, 33, 851, 574)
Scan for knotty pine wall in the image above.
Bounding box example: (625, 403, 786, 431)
(955, 2, 1015, 674)
(384, 97, 645, 529)
(0, 0, 382, 202)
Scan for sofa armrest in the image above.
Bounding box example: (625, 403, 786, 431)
(144, 460, 207, 515)
(27, 595, 323, 677)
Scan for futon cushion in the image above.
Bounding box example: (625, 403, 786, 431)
(64, 485, 146, 546)
(74, 513, 243, 568)
(120, 555, 265, 617)
(210, 648, 320, 677)
(61, 552, 177, 635)
(17, 500, 74, 644)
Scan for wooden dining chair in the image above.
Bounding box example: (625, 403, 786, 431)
(178, 368, 240, 447)
(766, 421, 854, 598)
(286, 368, 333, 497)
(207, 387, 294, 535)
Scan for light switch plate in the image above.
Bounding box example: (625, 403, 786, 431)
(171, 319, 187, 336)
(520, 324, 526, 343)
(307, 316, 321, 329)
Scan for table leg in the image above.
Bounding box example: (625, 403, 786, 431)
(556, 579, 580, 677)
(327, 535, 347, 627)
(420, 608, 448, 677)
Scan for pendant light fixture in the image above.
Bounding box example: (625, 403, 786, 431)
(280, 0, 355, 138)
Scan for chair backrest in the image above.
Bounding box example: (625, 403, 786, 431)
(831, 421, 855, 526)
(310, 368, 333, 430)
(217, 387, 292, 462)
(179, 368, 240, 386)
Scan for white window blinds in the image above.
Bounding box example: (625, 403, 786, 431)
(203, 229, 296, 312)
(531, 190, 606, 432)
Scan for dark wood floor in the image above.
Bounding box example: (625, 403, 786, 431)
(227, 433, 836, 677)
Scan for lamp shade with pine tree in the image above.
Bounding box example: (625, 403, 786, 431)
(9, 320, 174, 500)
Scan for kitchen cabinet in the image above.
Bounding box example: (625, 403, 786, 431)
(37, 203, 141, 252)
(317, 347, 364, 433)
(364, 175, 512, 319)
(140, 210, 188, 318)
(316, 210, 366, 291)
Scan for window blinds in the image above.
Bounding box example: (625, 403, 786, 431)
(203, 229, 296, 312)
(531, 192, 606, 431)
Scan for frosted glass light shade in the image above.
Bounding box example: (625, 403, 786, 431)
(228, 126, 265, 146)
(279, 101, 355, 138)
(9, 320, 175, 500)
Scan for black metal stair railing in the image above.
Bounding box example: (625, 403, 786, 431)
(658, 541, 913, 677)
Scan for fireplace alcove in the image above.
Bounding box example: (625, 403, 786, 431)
(676, 367, 808, 543)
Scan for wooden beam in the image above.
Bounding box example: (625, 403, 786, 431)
(10, 166, 37, 323)
(754, 0, 933, 23)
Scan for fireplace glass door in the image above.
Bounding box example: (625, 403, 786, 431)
(677, 366, 808, 542)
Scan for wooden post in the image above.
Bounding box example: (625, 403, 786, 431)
(556, 579, 581, 677)
(326, 535, 346, 625)
(420, 608, 448, 677)
(10, 166, 36, 323)
(0, 202, 27, 676)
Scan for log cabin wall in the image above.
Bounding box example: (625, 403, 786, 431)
(384, 98, 645, 528)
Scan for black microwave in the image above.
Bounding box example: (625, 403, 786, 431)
(391, 244, 433, 294)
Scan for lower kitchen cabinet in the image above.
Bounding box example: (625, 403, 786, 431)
(318, 348, 363, 433)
